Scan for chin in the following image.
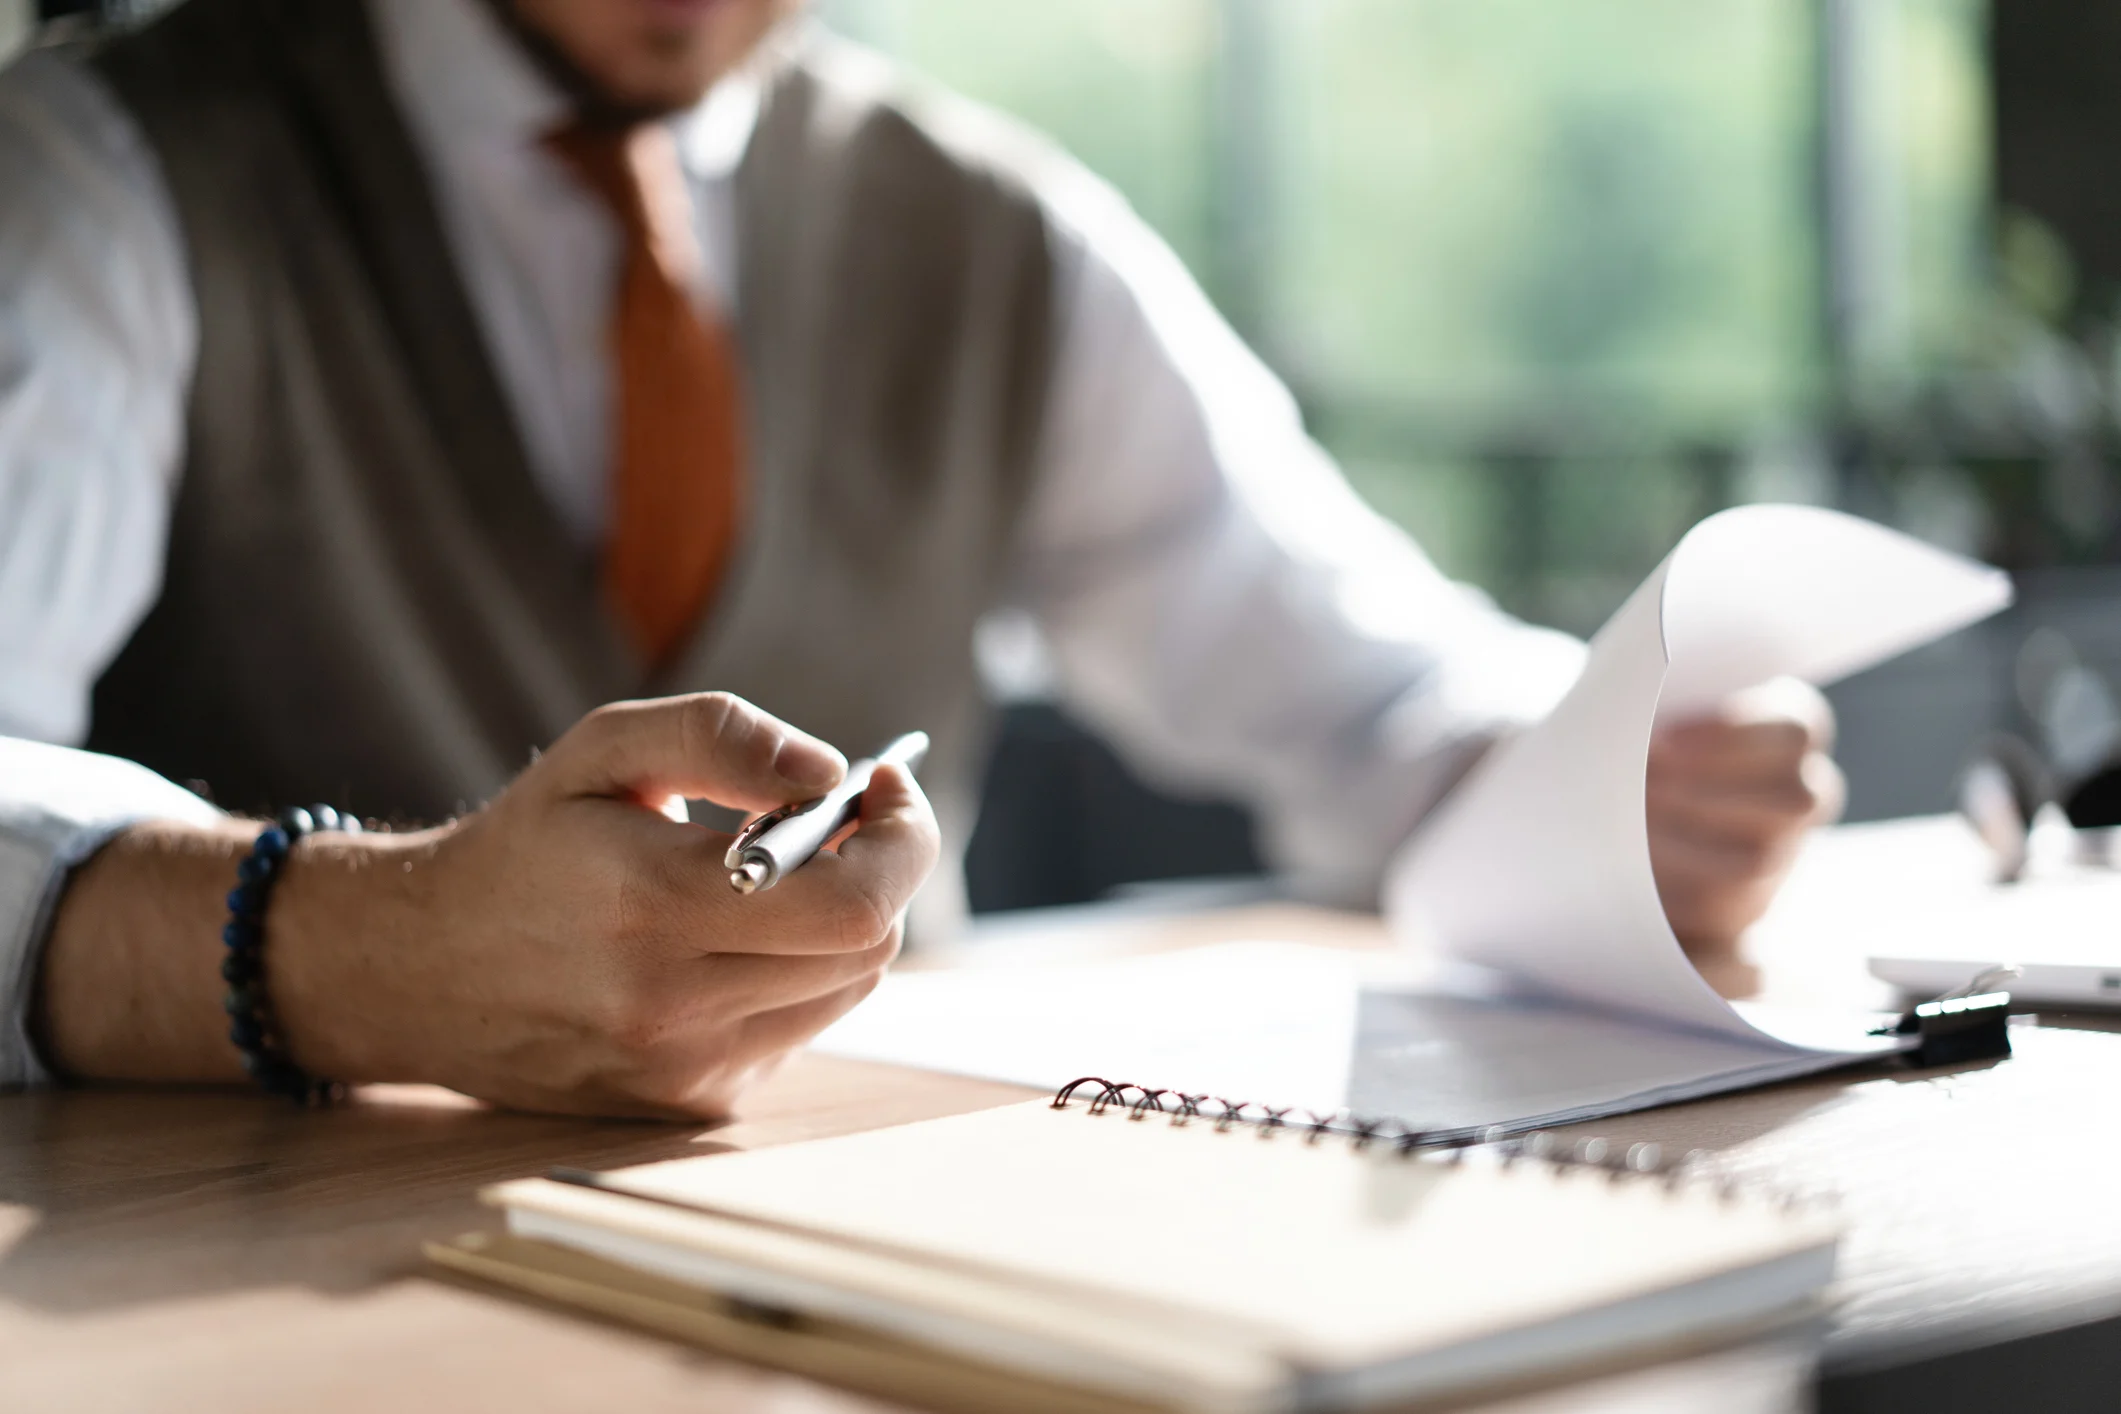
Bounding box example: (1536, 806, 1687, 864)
(615, 17, 762, 107)
(633, 0, 737, 22)
(517, 0, 782, 117)
(609, 70, 720, 115)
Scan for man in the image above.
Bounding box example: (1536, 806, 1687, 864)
(0, 0, 1840, 1117)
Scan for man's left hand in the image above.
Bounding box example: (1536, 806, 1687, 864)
(1645, 678, 1845, 963)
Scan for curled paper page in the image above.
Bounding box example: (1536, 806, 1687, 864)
(1386, 505, 2013, 1050)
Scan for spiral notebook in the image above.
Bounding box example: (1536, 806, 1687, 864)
(435, 1089, 1838, 1414)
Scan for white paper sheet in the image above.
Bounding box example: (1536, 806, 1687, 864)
(1385, 504, 2012, 1052)
(816, 942, 1369, 1110)
(814, 940, 1885, 1136)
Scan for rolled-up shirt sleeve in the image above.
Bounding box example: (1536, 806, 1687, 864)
(0, 51, 205, 1085)
(1016, 164, 1585, 907)
(0, 740, 220, 1086)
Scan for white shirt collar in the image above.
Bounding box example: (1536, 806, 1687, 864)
(367, 0, 763, 183)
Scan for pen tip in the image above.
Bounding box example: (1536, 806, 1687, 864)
(730, 860, 768, 894)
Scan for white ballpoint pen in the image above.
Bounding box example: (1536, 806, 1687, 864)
(723, 731, 930, 894)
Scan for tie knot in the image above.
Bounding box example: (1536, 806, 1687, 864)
(543, 120, 700, 287)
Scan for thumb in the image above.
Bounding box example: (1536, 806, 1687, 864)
(540, 692, 847, 813)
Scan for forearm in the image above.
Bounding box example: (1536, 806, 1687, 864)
(36, 818, 260, 1081)
(33, 818, 439, 1086)
(16, 694, 930, 1118)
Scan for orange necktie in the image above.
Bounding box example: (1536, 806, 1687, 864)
(545, 121, 744, 667)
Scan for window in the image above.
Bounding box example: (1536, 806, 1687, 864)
(820, 0, 1992, 631)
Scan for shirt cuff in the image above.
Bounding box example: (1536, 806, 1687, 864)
(0, 738, 222, 1088)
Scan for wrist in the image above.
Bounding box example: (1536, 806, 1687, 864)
(38, 816, 265, 1081)
(266, 822, 452, 1086)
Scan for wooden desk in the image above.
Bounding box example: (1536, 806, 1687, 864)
(4, 821, 2119, 1413)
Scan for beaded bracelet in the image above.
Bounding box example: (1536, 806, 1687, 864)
(222, 805, 357, 1105)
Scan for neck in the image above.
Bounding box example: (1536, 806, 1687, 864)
(475, 0, 682, 129)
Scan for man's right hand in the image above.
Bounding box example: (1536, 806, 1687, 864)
(36, 693, 939, 1120)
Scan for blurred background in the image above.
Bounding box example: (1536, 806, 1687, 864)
(14, 0, 2121, 912)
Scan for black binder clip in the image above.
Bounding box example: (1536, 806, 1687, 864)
(1874, 969, 2016, 1067)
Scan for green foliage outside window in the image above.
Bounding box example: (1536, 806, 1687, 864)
(820, 0, 1992, 631)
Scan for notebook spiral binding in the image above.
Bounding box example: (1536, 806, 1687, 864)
(1051, 1076, 1817, 1207)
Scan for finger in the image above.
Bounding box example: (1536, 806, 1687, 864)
(692, 927, 902, 1012)
(542, 692, 846, 812)
(1648, 818, 1789, 887)
(1649, 830, 1785, 948)
(641, 972, 891, 1121)
(1645, 795, 1813, 881)
(631, 763, 939, 957)
(1646, 753, 1845, 844)
(733, 971, 886, 1067)
(1650, 720, 1815, 789)
(743, 762, 940, 951)
(1655, 678, 1836, 764)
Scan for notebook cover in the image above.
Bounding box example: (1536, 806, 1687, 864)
(479, 1100, 1837, 1401)
(428, 1228, 1177, 1414)
(429, 1229, 1818, 1414)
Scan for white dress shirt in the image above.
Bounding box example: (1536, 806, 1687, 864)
(0, 0, 1583, 1087)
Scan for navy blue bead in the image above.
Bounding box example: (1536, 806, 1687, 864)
(222, 804, 351, 1104)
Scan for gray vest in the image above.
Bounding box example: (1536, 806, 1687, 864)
(87, 0, 1063, 935)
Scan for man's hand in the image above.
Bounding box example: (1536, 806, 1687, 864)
(1645, 678, 1844, 964)
(38, 693, 940, 1120)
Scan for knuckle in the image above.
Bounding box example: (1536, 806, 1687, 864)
(831, 870, 899, 953)
(696, 689, 743, 729)
(684, 691, 779, 778)
(843, 919, 904, 977)
(678, 691, 739, 761)
(872, 920, 905, 970)
(1781, 779, 1823, 822)
(910, 809, 943, 866)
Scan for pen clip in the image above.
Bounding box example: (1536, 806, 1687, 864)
(723, 796, 824, 870)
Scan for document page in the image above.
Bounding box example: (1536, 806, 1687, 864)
(816, 941, 1370, 1111)
(813, 941, 1876, 1136)
(1387, 505, 2011, 1052)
